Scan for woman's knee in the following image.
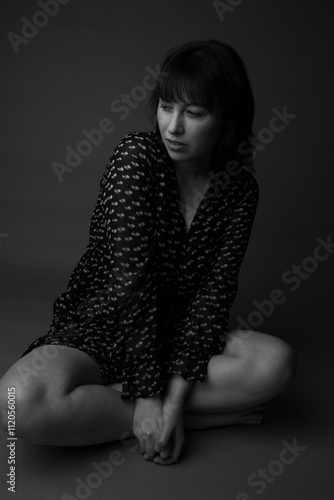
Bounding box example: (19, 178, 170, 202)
(226, 331, 297, 400)
(278, 340, 297, 385)
(251, 338, 297, 399)
(0, 361, 50, 439)
(0, 345, 103, 442)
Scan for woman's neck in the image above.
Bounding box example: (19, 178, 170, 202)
(173, 158, 214, 183)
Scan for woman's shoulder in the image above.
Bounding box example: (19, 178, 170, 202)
(217, 164, 259, 194)
(100, 129, 167, 185)
(111, 129, 164, 158)
(217, 166, 259, 207)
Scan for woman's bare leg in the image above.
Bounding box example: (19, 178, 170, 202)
(0, 346, 135, 446)
(0, 331, 296, 446)
(183, 329, 297, 428)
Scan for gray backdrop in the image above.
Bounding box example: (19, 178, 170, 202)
(0, 3, 333, 499)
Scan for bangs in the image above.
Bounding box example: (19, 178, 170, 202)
(159, 55, 216, 111)
(147, 39, 255, 171)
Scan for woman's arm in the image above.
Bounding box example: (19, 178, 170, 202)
(90, 132, 165, 400)
(164, 172, 260, 395)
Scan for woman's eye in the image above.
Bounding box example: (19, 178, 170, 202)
(187, 110, 202, 118)
(159, 102, 172, 111)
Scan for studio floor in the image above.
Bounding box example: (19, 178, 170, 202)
(0, 299, 332, 500)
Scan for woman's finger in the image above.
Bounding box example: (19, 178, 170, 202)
(153, 437, 172, 464)
(171, 435, 184, 463)
(138, 438, 146, 455)
(153, 455, 177, 465)
(154, 423, 172, 454)
(155, 432, 184, 465)
(154, 437, 174, 465)
(159, 442, 171, 460)
(148, 442, 170, 462)
(144, 434, 157, 459)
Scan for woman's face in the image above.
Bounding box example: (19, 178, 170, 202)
(157, 98, 221, 172)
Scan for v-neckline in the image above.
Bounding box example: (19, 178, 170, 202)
(153, 129, 216, 238)
(171, 166, 215, 237)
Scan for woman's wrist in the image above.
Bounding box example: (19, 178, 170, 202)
(135, 395, 161, 405)
(164, 374, 194, 406)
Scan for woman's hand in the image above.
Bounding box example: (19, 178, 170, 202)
(152, 374, 194, 465)
(132, 397, 163, 460)
(153, 399, 185, 465)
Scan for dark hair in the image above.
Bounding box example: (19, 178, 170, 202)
(147, 39, 255, 172)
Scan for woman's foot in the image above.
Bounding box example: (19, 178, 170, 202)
(234, 405, 265, 425)
(184, 405, 265, 429)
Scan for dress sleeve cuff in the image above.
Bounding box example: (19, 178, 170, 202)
(164, 324, 227, 383)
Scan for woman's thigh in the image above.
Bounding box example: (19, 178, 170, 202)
(184, 330, 296, 411)
(223, 329, 296, 366)
(0, 345, 104, 402)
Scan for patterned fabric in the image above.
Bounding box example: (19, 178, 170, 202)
(22, 129, 259, 399)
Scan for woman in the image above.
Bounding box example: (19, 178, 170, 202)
(0, 39, 296, 465)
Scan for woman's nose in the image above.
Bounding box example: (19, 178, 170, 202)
(167, 111, 184, 135)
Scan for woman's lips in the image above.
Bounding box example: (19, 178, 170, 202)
(166, 139, 187, 150)
(167, 139, 186, 145)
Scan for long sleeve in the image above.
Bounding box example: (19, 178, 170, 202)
(61, 132, 165, 399)
(99, 133, 166, 399)
(165, 173, 259, 382)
